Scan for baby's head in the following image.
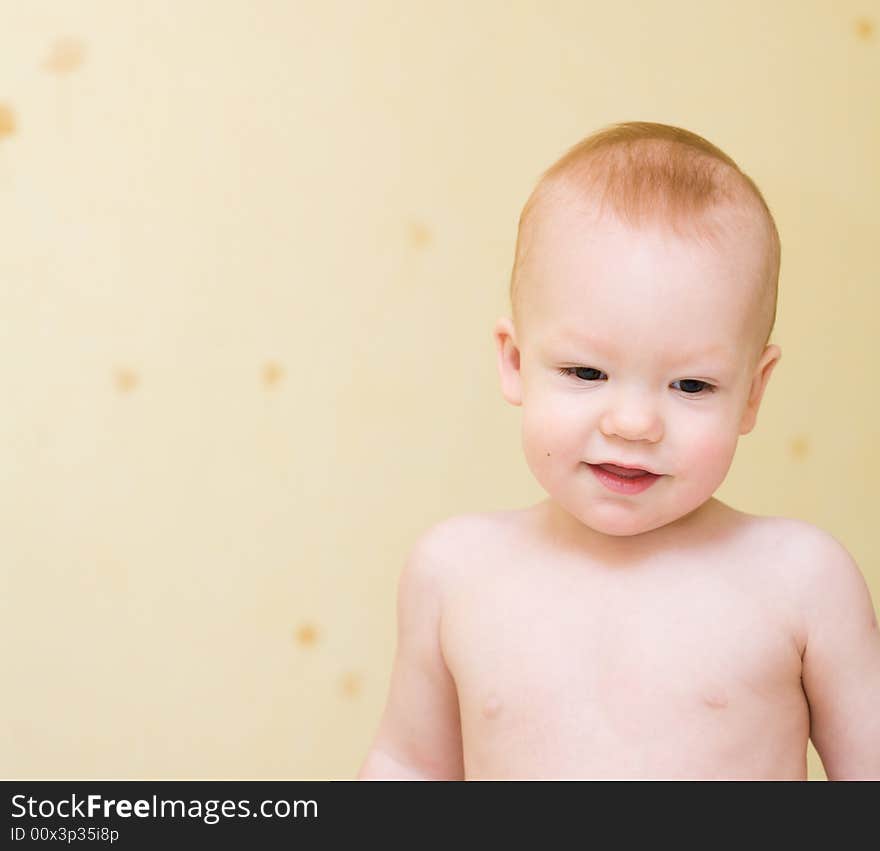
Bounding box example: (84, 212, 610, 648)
(494, 122, 782, 542)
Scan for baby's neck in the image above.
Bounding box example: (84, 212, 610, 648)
(534, 497, 728, 567)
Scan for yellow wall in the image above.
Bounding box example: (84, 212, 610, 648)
(2, 1, 876, 780)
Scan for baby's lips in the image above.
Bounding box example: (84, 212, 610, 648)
(594, 462, 657, 478)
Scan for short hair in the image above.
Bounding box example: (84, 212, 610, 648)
(509, 122, 781, 359)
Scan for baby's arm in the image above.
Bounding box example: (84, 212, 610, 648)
(799, 529, 880, 780)
(357, 527, 464, 779)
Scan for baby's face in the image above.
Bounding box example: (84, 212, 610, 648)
(495, 202, 781, 541)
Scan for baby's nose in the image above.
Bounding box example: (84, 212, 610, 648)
(599, 396, 663, 442)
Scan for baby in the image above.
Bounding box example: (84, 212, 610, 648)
(358, 121, 880, 779)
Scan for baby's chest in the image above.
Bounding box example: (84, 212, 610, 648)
(441, 567, 803, 738)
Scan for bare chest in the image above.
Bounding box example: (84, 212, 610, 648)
(440, 533, 808, 778)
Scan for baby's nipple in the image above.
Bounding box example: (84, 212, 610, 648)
(482, 694, 502, 720)
(701, 687, 728, 710)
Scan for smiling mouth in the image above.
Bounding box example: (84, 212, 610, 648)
(586, 463, 662, 494)
(590, 462, 658, 478)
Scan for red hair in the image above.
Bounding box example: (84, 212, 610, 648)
(509, 122, 780, 355)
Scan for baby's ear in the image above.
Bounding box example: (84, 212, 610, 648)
(493, 316, 524, 407)
(739, 344, 782, 435)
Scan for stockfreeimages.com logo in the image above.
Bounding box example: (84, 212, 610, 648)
(11, 793, 318, 825)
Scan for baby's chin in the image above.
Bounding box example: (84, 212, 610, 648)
(560, 498, 689, 540)
(584, 513, 670, 539)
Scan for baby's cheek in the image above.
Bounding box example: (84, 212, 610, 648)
(520, 400, 575, 481)
(521, 398, 579, 452)
(681, 424, 738, 481)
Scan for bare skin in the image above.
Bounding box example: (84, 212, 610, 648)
(359, 199, 880, 781)
(358, 493, 880, 780)
(441, 498, 808, 779)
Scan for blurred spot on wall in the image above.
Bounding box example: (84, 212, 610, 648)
(294, 623, 319, 647)
(0, 103, 16, 139)
(340, 671, 361, 699)
(43, 37, 87, 136)
(263, 362, 285, 388)
(854, 18, 875, 40)
(790, 435, 810, 461)
(42, 37, 87, 73)
(407, 220, 432, 249)
(114, 367, 140, 394)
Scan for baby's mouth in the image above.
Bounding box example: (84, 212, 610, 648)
(590, 463, 657, 479)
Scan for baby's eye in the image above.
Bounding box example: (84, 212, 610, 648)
(671, 379, 716, 395)
(558, 368, 716, 395)
(558, 366, 604, 382)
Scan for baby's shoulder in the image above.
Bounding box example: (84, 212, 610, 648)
(715, 512, 861, 655)
(746, 512, 854, 566)
(413, 509, 513, 560)
(743, 512, 862, 605)
(409, 509, 518, 584)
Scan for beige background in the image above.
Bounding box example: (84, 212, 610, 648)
(1, 1, 876, 780)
